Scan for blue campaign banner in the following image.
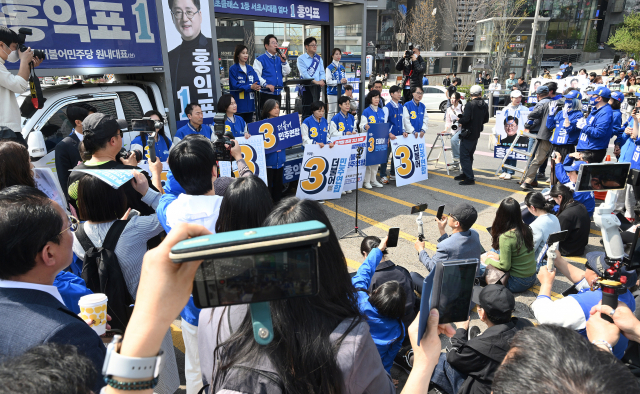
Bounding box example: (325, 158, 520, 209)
(70, 169, 134, 189)
(214, 0, 329, 22)
(283, 157, 303, 183)
(2, 0, 163, 70)
(366, 123, 391, 166)
(248, 113, 302, 154)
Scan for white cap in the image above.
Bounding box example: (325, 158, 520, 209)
(470, 85, 483, 95)
(510, 90, 522, 98)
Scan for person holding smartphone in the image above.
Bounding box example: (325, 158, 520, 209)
(547, 89, 584, 185)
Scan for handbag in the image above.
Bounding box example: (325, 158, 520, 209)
(483, 264, 510, 286)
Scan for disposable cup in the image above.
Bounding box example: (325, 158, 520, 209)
(78, 293, 108, 336)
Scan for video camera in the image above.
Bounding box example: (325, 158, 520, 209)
(451, 119, 460, 131)
(212, 112, 235, 161)
(16, 28, 45, 60)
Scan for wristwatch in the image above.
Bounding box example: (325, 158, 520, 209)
(102, 334, 164, 380)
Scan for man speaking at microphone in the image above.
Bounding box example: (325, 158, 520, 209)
(254, 34, 291, 112)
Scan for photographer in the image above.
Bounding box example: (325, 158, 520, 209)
(520, 84, 553, 191)
(0, 26, 42, 135)
(130, 110, 172, 163)
(395, 46, 426, 103)
(456, 85, 489, 185)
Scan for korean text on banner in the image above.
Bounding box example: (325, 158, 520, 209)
(70, 169, 135, 189)
(2, 0, 163, 69)
(214, 0, 330, 22)
(296, 144, 350, 201)
(218, 135, 268, 185)
(248, 113, 302, 154)
(333, 133, 367, 192)
(366, 123, 391, 166)
(494, 136, 530, 161)
(391, 134, 428, 187)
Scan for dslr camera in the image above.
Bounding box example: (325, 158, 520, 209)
(116, 147, 142, 163)
(16, 28, 46, 60)
(450, 119, 459, 131)
(404, 43, 415, 60)
(212, 112, 235, 161)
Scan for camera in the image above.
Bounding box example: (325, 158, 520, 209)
(451, 119, 459, 131)
(116, 148, 142, 162)
(212, 112, 235, 161)
(16, 28, 46, 60)
(404, 43, 414, 59)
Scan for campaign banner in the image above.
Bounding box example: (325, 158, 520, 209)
(2, 0, 163, 70)
(248, 113, 302, 154)
(214, 0, 330, 22)
(366, 123, 391, 166)
(494, 109, 530, 161)
(333, 133, 367, 191)
(494, 136, 529, 161)
(391, 135, 428, 187)
(70, 169, 134, 189)
(33, 168, 67, 212)
(218, 135, 268, 185)
(296, 144, 350, 200)
(283, 157, 303, 183)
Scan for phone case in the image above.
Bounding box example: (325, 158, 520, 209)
(170, 220, 329, 263)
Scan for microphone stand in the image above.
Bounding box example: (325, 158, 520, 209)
(340, 146, 367, 239)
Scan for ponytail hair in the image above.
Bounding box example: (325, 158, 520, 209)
(524, 192, 555, 213)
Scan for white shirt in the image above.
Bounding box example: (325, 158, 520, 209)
(0, 57, 29, 133)
(531, 278, 590, 330)
(74, 129, 85, 142)
(165, 194, 224, 234)
(253, 51, 291, 88)
(488, 83, 501, 92)
(0, 279, 65, 305)
(325, 60, 341, 87)
(402, 101, 429, 134)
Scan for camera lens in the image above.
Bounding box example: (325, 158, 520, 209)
(33, 49, 46, 60)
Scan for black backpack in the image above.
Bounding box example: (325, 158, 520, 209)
(76, 220, 134, 332)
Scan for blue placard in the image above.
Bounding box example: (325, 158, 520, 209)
(2, 0, 163, 70)
(214, 0, 329, 22)
(283, 157, 302, 183)
(365, 123, 391, 166)
(494, 136, 530, 161)
(70, 169, 134, 189)
(248, 113, 302, 154)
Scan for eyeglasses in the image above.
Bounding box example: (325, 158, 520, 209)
(58, 215, 79, 236)
(171, 9, 199, 20)
(307, 44, 317, 47)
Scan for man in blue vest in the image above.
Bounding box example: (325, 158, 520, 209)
(254, 34, 291, 115)
(402, 86, 428, 139)
(380, 85, 404, 184)
(576, 86, 614, 163)
(173, 103, 213, 144)
(297, 37, 325, 118)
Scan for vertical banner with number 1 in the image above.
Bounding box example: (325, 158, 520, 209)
(391, 135, 428, 187)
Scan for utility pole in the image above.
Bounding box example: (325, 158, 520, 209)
(525, 0, 541, 79)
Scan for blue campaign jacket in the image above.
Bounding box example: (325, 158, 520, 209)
(225, 115, 247, 138)
(616, 118, 633, 147)
(404, 100, 427, 133)
(175, 122, 213, 141)
(620, 134, 637, 164)
(548, 110, 583, 146)
(331, 111, 355, 135)
(131, 133, 172, 162)
(632, 137, 640, 171)
(327, 62, 346, 95)
(576, 104, 614, 151)
(612, 109, 623, 139)
(256, 52, 285, 95)
(555, 156, 595, 216)
(53, 271, 93, 314)
(303, 116, 330, 144)
(363, 105, 387, 125)
(229, 63, 260, 114)
(352, 248, 404, 373)
(385, 101, 404, 136)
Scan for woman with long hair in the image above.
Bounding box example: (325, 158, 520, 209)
(483, 197, 536, 293)
(325, 48, 348, 117)
(201, 197, 394, 393)
(524, 192, 561, 270)
(360, 90, 387, 189)
(261, 99, 286, 203)
(0, 140, 34, 190)
(549, 184, 590, 256)
(216, 93, 250, 139)
(130, 110, 172, 162)
(229, 44, 261, 124)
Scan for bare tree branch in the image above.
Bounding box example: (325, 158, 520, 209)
(407, 0, 439, 53)
(489, 0, 527, 80)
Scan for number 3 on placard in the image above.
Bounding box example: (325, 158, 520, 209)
(394, 145, 415, 178)
(233, 145, 259, 177)
(259, 123, 277, 150)
(368, 137, 375, 152)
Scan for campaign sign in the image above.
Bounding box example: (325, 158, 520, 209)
(333, 133, 367, 192)
(366, 123, 391, 166)
(214, 0, 330, 22)
(494, 136, 529, 161)
(391, 135, 428, 187)
(2, 0, 163, 70)
(248, 113, 302, 154)
(218, 135, 268, 185)
(296, 144, 350, 201)
(70, 169, 134, 189)
(33, 168, 67, 213)
(283, 157, 303, 183)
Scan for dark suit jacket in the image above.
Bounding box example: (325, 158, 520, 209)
(0, 287, 106, 392)
(54, 133, 81, 202)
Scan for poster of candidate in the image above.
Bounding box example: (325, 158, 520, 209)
(333, 133, 367, 192)
(391, 135, 428, 187)
(494, 110, 530, 161)
(366, 123, 391, 166)
(163, 0, 216, 128)
(296, 144, 350, 200)
(218, 135, 267, 184)
(248, 113, 302, 154)
(528, 78, 545, 104)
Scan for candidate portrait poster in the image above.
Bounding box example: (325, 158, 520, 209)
(528, 78, 545, 104)
(218, 135, 267, 184)
(366, 123, 391, 166)
(390, 134, 428, 187)
(494, 110, 530, 161)
(333, 133, 367, 192)
(248, 113, 302, 154)
(296, 144, 350, 200)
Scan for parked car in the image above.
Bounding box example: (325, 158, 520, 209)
(56, 76, 71, 85)
(421, 85, 467, 112)
(42, 77, 56, 86)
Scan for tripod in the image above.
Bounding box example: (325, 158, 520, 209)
(340, 147, 367, 239)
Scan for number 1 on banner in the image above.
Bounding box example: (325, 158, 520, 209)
(132, 0, 155, 43)
(178, 87, 190, 121)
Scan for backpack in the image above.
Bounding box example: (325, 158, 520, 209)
(75, 220, 134, 332)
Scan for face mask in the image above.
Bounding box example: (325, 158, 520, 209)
(589, 96, 598, 106)
(1, 44, 18, 63)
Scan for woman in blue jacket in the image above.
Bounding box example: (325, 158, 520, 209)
(130, 110, 172, 162)
(261, 99, 286, 203)
(302, 101, 336, 146)
(229, 45, 261, 124)
(216, 93, 250, 139)
(547, 89, 583, 184)
(352, 236, 406, 374)
(360, 90, 388, 188)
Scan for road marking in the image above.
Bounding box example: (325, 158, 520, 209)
(530, 285, 564, 300)
(346, 257, 361, 270)
(428, 171, 528, 195)
(411, 183, 501, 208)
(170, 323, 185, 354)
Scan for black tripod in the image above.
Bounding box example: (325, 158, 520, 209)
(340, 147, 367, 239)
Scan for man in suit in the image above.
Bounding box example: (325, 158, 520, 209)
(0, 186, 106, 392)
(54, 103, 96, 203)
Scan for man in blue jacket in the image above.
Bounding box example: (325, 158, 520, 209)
(576, 86, 614, 163)
(173, 103, 213, 144)
(610, 91, 625, 141)
(552, 155, 595, 216)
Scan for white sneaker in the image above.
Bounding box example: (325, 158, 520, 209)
(380, 176, 389, 184)
(389, 175, 396, 181)
(346, 189, 353, 194)
(363, 182, 372, 189)
(371, 180, 384, 188)
(342, 191, 347, 195)
(503, 173, 512, 180)
(499, 172, 507, 179)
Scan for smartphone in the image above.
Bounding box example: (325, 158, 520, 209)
(131, 119, 156, 132)
(411, 203, 428, 214)
(536, 230, 569, 267)
(387, 227, 400, 248)
(436, 205, 445, 220)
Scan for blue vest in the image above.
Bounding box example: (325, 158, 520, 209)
(225, 115, 247, 138)
(303, 116, 330, 144)
(256, 53, 284, 95)
(229, 63, 260, 114)
(175, 122, 213, 141)
(385, 101, 403, 135)
(363, 105, 386, 125)
(131, 133, 172, 162)
(331, 112, 355, 135)
(327, 62, 346, 95)
(404, 100, 426, 133)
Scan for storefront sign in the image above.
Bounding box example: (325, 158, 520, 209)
(214, 0, 330, 22)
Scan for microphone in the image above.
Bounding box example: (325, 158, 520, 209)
(275, 48, 284, 59)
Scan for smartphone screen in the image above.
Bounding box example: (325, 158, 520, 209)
(387, 227, 400, 248)
(437, 262, 477, 324)
(436, 205, 445, 220)
(411, 203, 428, 214)
(192, 246, 318, 308)
(131, 119, 155, 132)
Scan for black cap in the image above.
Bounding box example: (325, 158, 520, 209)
(472, 284, 515, 318)
(448, 203, 478, 229)
(82, 113, 128, 139)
